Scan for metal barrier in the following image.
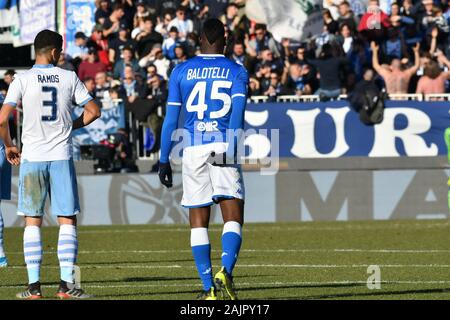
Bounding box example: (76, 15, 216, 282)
(387, 93, 423, 101)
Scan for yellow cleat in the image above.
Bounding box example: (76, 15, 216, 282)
(196, 287, 218, 300)
(214, 267, 237, 300)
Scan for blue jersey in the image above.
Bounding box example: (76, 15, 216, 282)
(167, 54, 248, 145)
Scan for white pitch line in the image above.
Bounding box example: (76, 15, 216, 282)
(6, 248, 450, 255)
(5, 264, 450, 269)
(2, 280, 450, 290)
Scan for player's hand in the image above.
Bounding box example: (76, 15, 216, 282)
(158, 162, 173, 188)
(5, 146, 20, 166)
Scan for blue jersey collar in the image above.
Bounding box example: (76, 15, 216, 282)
(33, 64, 55, 68)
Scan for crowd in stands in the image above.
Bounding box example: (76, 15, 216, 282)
(3, 0, 450, 161)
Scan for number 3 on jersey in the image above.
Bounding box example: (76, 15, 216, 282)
(186, 80, 232, 120)
(42, 86, 57, 121)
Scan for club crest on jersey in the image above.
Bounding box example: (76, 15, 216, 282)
(196, 120, 219, 132)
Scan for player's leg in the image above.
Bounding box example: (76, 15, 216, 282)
(213, 198, 243, 300)
(219, 198, 244, 275)
(189, 206, 217, 299)
(209, 156, 245, 300)
(0, 147, 11, 267)
(49, 160, 90, 299)
(181, 145, 217, 299)
(16, 161, 48, 299)
(0, 202, 6, 267)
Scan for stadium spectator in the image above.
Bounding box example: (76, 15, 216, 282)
(90, 24, 111, 68)
(78, 47, 108, 81)
(167, 7, 193, 41)
(168, 44, 188, 73)
(146, 74, 168, 107)
(284, 62, 317, 96)
(416, 51, 450, 95)
(67, 32, 89, 61)
(134, 0, 150, 28)
(371, 41, 420, 94)
(119, 66, 148, 103)
(307, 43, 349, 99)
(203, 0, 230, 19)
(108, 24, 135, 64)
(57, 54, 75, 71)
(139, 47, 171, 79)
(94, 71, 111, 101)
(358, 0, 391, 42)
(255, 48, 284, 75)
(83, 77, 96, 97)
(248, 76, 261, 96)
(322, 8, 339, 35)
(162, 27, 183, 60)
(95, 0, 112, 25)
(220, 3, 240, 32)
(155, 13, 174, 38)
(102, 3, 126, 41)
(247, 24, 282, 58)
(113, 47, 143, 80)
(229, 42, 255, 74)
(337, 1, 358, 33)
(135, 17, 164, 58)
(3, 70, 15, 89)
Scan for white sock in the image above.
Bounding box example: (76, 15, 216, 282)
(58, 224, 78, 283)
(24, 226, 42, 284)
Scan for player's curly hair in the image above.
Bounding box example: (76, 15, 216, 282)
(202, 19, 225, 45)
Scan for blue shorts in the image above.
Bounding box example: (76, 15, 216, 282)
(17, 159, 80, 217)
(0, 146, 11, 200)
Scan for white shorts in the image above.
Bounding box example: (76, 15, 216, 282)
(181, 142, 245, 208)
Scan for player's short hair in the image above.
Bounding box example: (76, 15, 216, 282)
(34, 30, 63, 55)
(201, 19, 225, 45)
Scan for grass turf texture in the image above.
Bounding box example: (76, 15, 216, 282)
(1, 219, 450, 300)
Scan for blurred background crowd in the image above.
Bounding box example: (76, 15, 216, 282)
(2, 0, 450, 171)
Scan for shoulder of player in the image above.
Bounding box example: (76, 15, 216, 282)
(226, 58, 248, 79)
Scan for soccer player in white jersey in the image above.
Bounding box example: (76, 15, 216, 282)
(0, 30, 101, 299)
(159, 19, 248, 300)
(0, 92, 12, 268)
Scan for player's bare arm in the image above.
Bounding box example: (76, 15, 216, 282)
(0, 103, 20, 166)
(72, 100, 101, 130)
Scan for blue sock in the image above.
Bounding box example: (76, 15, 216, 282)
(0, 205, 5, 258)
(221, 221, 242, 275)
(23, 226, 42, 284)
(191, 228, 214, 291)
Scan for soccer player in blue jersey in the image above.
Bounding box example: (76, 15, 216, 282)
(0, 92, 12, 268)
(159, 19, 248, 300)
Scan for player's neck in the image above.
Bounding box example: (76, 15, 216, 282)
(35, 56, 54, 67)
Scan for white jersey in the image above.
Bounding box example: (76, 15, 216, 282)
(3, 64, 92, 162)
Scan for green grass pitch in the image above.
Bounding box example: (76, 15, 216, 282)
(1, 219, 450, 300)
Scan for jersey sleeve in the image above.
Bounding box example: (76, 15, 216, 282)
(72, 72, 93, 106)
(166, 65, 182, 107)
(231, 66, 249, 99)
(3, 76, 22, 107)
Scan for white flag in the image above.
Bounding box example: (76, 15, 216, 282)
(245, 0, 324, 42)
